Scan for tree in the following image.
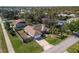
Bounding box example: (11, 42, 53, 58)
(9, 28, 16, 36)
(4, 22, 10, 30)
(64, 20, 79, 34)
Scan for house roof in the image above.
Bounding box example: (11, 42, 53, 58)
(16, 22, 27, 28)
(24, 25, 41, 37)
(58, 13, 75, 17)
(15, 19, 25, 24)
(13, 19, 27, 30)
(33, 24, 46, 32)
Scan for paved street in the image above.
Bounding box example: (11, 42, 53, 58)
(0, 17, 15, 53)
(44, 36, 79, 53)
(0, 39, 3, 53)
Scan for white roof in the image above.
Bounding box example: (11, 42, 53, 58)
(58, 13, 75, 17)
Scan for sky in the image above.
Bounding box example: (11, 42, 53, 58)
(0, 0, 79, 6)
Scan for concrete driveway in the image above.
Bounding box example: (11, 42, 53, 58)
(44, 36, 79, 53)
(35, 39, 54, 51)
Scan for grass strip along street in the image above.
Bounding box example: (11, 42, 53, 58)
(0, 25, 8, 52)
(67, 42, 79, 53)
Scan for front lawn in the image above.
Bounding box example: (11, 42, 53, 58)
(46, 37, 62, 45)
(8, 33, 43, 53)
(67, 42, 79, 53)
(45, 35, 67, 45)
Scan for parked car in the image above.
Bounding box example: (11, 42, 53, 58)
(74, 32, 79, 37)
(34, 35, 42, 41)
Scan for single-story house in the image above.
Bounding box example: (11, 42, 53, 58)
(24, 25, 42, 39)
(33, 24, 47, 32)
(13, 19, 27, 31)
(58, 13, 76, 18)
(41, 18, 50, 24)
(66, 18, 79, 23)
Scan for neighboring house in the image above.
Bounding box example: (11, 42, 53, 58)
(24, 25, 42, 40)
(58, 13, 76, 18)
(41, 18, 50, 24)
(13, 19, 47, 40)
(66, 18, 79, 23)
(58, 13, 79, 24)
(13, 19, 27, 31)
(69, 14, 76, 17)
(58, 14, 68, 17)
(33, 24, 47, 32)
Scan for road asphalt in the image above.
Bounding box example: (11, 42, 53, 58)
(0, 39, 3, 53)
(0, 17, 15, 53)
(44, 36, 79, 53)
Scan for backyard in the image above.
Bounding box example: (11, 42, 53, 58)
(8, 32, 43, 53)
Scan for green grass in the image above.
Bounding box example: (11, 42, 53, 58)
(46, 37, 62, 45)
(0, 25, 8, 53)
(67, 42, 79, 53)
(8, 33, 43, 53)
(45, 35, 67, 45)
